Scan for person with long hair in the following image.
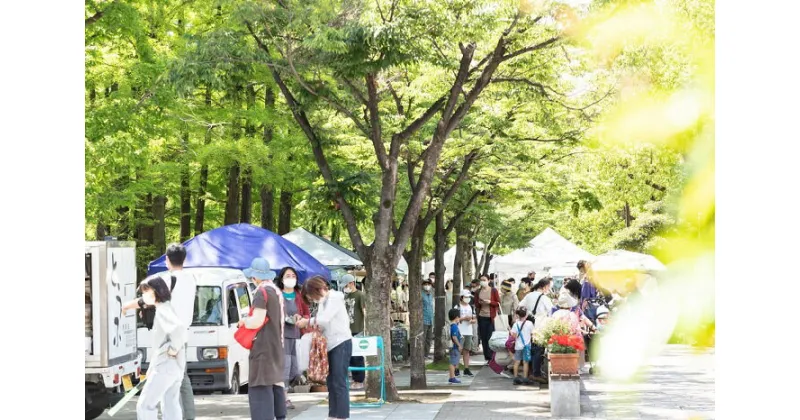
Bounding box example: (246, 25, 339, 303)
(135, 277, 187, 420)
(302, 276, 352, 420)
(275, 267, 310, 410)
(239, 258, 286, 420)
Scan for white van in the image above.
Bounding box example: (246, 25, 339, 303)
(137, 268, 254, 394)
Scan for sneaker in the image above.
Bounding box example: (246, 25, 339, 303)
(455, 369, 460, 377)
(350, 382, 364, 390)
(513, 377, 523, 385)
(286, 400, 295, 409)
(531, 376, 548, 384)
(448, 377, 462, 384)
(500, 371, 513, 379)
(463, 368, 474, 377)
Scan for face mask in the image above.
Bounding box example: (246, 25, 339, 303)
(423, 285, 431, 292)
(343, 285, 353, 294)
(480, 281, 488, 288)
(462, 297, 471, 303)
(284, 278, 297, 289)
(143, 291, 156, 306)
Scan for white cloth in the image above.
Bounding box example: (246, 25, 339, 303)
(157, 270, 196, 342)
(457, 303, 474, 336)
(310, 290, 352, 351)
(136, 357, 183, 420)
(149, 302, 187, 370)
(520, 291, 553, 317)
(512, 319, 533, 351)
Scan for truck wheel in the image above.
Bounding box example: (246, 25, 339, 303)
(85, 407, 105, 420)
(224, 367, 240, 395)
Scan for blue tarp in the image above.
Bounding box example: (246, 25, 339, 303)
(147, 224, 331, 283)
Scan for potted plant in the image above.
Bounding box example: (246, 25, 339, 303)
(546, 334, 585, 375)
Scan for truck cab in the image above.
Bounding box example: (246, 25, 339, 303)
(138, 268, 254, 394)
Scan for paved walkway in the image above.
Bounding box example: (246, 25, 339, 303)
(98, 345, 714, 419)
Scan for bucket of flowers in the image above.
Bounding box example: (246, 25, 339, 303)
(546, 334, 585, 375)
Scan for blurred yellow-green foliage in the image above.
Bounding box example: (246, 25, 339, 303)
(575, 0, 714, 378)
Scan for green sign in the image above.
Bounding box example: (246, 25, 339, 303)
(359, 339, 369, 350)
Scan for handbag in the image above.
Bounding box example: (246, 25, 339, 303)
(307, 317, 329, 383)
(233, 287, 269, 350)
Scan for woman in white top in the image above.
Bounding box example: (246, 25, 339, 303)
(302, 276, 352, 420)
(135, 277, 187, 420)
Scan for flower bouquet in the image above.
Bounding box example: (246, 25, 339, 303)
(532, 317, 572, 347)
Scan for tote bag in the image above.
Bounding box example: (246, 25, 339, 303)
(296, 333, 313, 372)
(307, 318, 329, 383)
(233, 287, 269, 350)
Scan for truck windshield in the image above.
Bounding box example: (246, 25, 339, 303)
(193, 286, 223, 326)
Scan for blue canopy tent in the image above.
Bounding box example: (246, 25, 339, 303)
(147, 224, 330, 283)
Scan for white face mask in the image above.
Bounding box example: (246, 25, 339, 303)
(143, 291, 156, 306)
(284, 278, 297, 289)
(462, 297, 471, 303)
(480, 281, 488, 288)
(343, 285, 353, 294)
(423, 285, 431, 292)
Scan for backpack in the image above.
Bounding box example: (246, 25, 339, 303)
(441, 324, 454, 355)
(140, 275, 177, 331)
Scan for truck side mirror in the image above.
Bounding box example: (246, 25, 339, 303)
(227, 306, 239, 325)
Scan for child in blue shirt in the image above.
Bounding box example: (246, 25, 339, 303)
(448, 308, 463, 384)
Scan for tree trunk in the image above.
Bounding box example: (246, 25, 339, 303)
(363, 247, 401, 401)
(259, 84, 276, 231)
(224, 85, 242, 226)
(240, 168, 252, 224)
(195, 87, 213, 235)
(463, 238, 474, 283)
(472, 241, 481, 278)
(224, 164, 241, 225)
(406, 224, 427, 389)
(95, 223, 107, 240)
(180, 131, 192, 241)
(260, 186, 274, 230)
(432, 212, 448, 363)
(152, 195, 167, 256)
(331, 223, 341, 244)
(278, 190, 293, 234)
(452, 225, 469, 309)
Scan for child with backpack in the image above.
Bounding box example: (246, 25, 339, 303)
(510, 307, 534, 385)
(447, 308, 463, 385)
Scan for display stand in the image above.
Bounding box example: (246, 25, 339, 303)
(348, 335, 386, 408)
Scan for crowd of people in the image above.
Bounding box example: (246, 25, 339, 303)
(127, 244, 366, 420)
(434, 262, 612, 386)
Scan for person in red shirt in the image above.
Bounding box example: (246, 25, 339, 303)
(473, 275, 500, 362)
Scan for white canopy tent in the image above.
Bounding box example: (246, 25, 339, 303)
(591, 249, 666, 272)
(282, 228, 362, 268)
(489, 228, 593, 280)
(422, 242, 485, 279)
(286, 229, 412, 276)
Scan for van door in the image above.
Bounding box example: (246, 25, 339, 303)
(225, 282, 253, 386)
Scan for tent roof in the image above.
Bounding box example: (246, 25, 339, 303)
(283, 228, 362, 268)
(490, 227, 593, 276)
(591, 249, 666, 272)
(147, 224, 330, 283)
(423, 244, 485, 278)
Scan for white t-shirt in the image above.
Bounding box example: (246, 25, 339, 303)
(513, 319, 534, 351)
(457, 303, 474, 336)
(158, 270, 196, 342)
(520, 291, 553, 318)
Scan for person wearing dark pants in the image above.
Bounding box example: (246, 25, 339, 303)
(327, 340, 353, 419)
(421, 278, 435, 358)
(530, 344, 546, 379)
(473, 276, 500, 362)
(303, 276, 354, 419)
(248, 385, 287, 420)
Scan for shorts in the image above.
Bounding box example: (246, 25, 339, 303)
(514, 349, 527, 362)
(461, 335, 474, 352)
(449, 347, 462, 366)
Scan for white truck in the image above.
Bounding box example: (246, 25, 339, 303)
(137, 268, 254, 394)
(85, 241, 142, 419)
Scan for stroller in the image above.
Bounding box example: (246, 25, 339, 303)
(584, 303, 610, 375)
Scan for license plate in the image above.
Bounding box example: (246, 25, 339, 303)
(122, 375, 133, 391)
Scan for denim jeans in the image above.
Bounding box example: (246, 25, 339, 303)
(327, 340, 353, 419)
(248, 385, 286, 420)
(423, 324, 434, 358)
